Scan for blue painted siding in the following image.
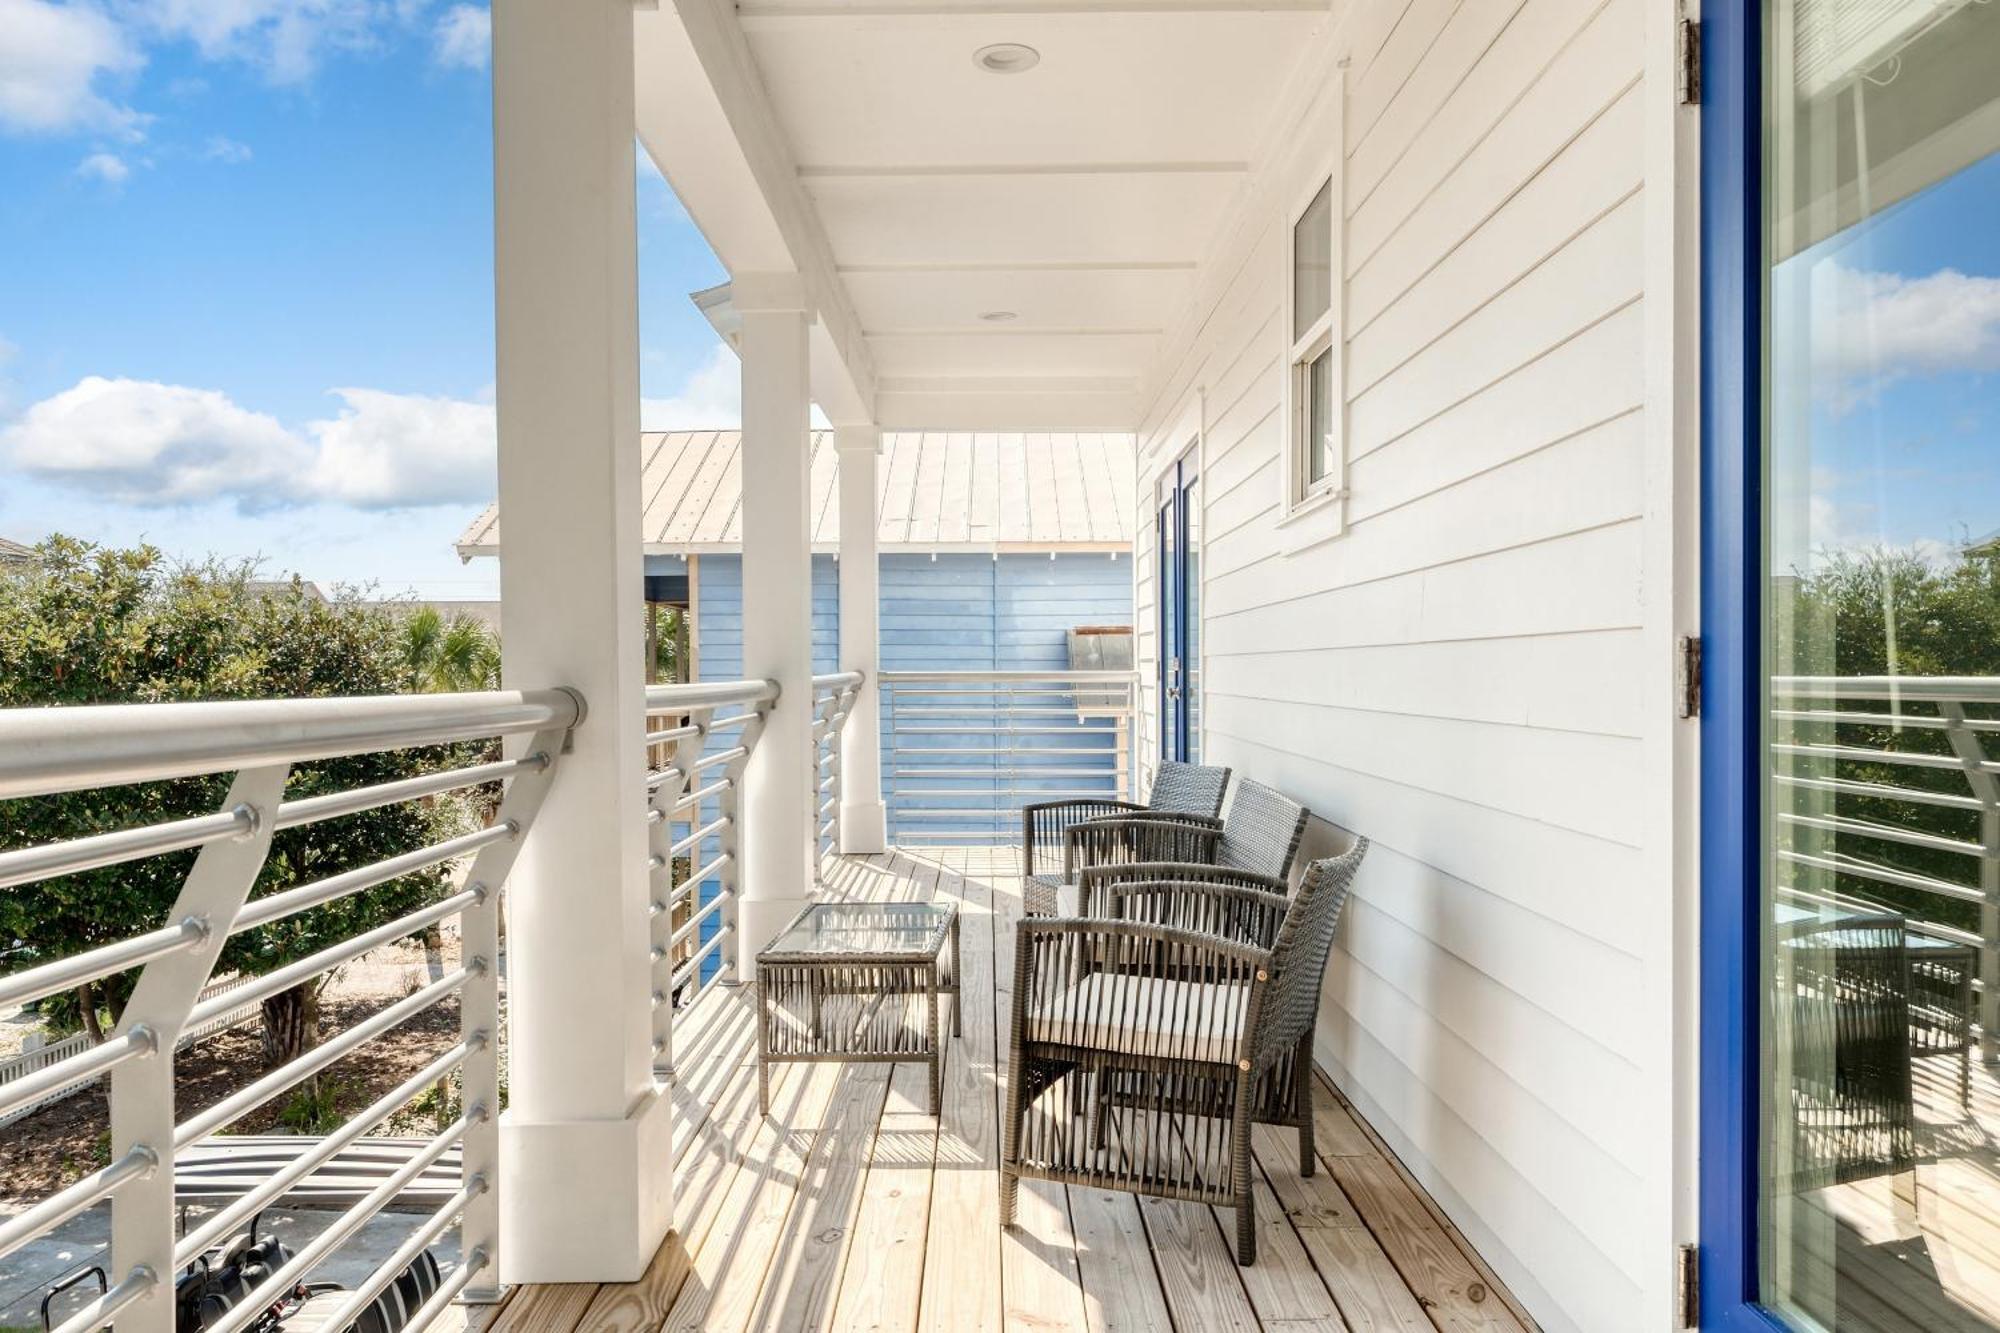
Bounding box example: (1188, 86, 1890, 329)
(660, 551, 1129, 984)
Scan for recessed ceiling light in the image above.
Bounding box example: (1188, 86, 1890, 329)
(978, 310, 1019, 323)
(973, 43, 1040, 75)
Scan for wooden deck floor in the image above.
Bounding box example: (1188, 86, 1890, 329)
(483, 847, 1534, 1333)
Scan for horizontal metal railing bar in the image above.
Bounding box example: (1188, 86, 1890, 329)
(643, 679, 779, 711)
(232, 825, 513, 933)
(189, 888, 482, 1029)
(50, 1265, 153, 1333)
(887, 722, 1121, 734)
(1772, 770, 1986, 811)
(691, 746, 750, 776)
(1776, 848, 1987, 904)
(1771, 740, 1990, 773)
(175, 1037, 477, 1263)
(683, 852, 731, 888)
(672, 926, 731, 991)
(671, 894, 727, 951)
(894, 768, 1117, 780)
(705, 711, 758, 731)
(0, 917, 206, 1014)
(674, 778, 732, 812)
(0, 1029, 152, 1121)
(818, 797, 837, 819)
(1773, 708, 1965, 732)
(405, 1246, 486, 1333)
(176, 968, 473, 1146)
(885, 745, 1120, 757)
(275, 755, 545, 831)
(813, 671, 866, 691)
(312, 1183, 484, 1333)
(670, 817, 730, 859)
(1777, 809, 1986, 857)
(882, 670, 1135, 684)
(0, 1146, 154, 1263)
(205, 1114, 477, 1333)
(646, 723, 703, 746)
(0, 807, 253, 892)
(1773, 676, 2000, 704)
(0, 689, 582, 800)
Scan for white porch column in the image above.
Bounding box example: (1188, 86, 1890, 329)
(835, 424, 888, 853)
(491, 0, 670, 1285)
(735, 273, 816, 972)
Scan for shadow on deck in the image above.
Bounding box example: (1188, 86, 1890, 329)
(481, 846, 1536, 1332)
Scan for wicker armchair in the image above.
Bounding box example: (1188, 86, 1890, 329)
(1002, 839, 1369, 1264)
(1021, 760, 1229, 914)
(1029, 778, 1310, 918)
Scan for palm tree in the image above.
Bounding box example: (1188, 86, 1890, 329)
(402, 607, 502, 693)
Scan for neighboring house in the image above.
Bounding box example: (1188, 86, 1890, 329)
(456, 429, 1135, 842)
(0, 536, 34, 568)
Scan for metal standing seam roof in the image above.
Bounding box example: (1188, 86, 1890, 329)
(0, 536, 34, 563)
(456, 431, 1136, 559)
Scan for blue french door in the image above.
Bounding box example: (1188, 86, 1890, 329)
(1157, 450, 1200, 764)
(1702, 3, 2000, 1329)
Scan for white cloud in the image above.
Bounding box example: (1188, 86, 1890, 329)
(202, 133, 251, 162)
(1811, 261, 2000, 398)
(0, 0, 147, 138)
(75, 150, 129, 183)
(2, 376, 310, 505)
(128, 0, 390, 85)
(432, 4, 487, 70)
(303, 387, 494, 506)
(2, 375, 495, 510)
(641, 343, 741, 431)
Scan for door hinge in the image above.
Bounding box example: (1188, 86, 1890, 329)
(1677, 635, 1703, 719)
(1678, 17, 1702, 106)
(1675, 1243, 1700, 1328)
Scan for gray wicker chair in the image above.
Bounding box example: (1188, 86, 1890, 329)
(1021, 761, 1230, 915)
(1030, 778, 1310, 918)
(1002, 838, 1369, 1265)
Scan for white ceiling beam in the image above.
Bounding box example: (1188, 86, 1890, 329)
(877, 375, 1137, 395)
(865, 326, 1165, 338)
(798, 162, 1249, 179)
(836, 259, 1199, 274)
(637, 0, 877, 424)
(739, 0, 1325, 19)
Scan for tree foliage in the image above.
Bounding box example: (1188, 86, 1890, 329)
(1778, 547, 2000, 935)
(0, 537, 484, 1056)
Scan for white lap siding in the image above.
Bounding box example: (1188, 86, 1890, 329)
(1133, 0, 1677, 1327)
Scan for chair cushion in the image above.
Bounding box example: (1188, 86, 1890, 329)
(1025, 874, 1079, 917)
(1026, 973, 1248, 1064)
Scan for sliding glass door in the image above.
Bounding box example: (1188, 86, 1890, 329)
(1706, 2, 2000, 1328)
(1156, 448, 1200, 764)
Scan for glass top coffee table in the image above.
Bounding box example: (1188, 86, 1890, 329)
(756, 901, 961, 1116)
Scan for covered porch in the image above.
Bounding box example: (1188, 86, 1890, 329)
(484, 847, 1531, 1333)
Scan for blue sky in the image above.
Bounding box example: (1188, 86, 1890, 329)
(0, 0, 731, 598)
(1771, 146, 2000, 573)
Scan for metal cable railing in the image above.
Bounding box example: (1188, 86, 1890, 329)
(1773, 675, 2000, 1060)
(0, 688, 582, 1332)
(811, 672, 864, 865)
(879, 670, 1136, 845)
(642, 678, 781, 1074)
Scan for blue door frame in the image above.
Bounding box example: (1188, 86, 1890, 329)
(1697, 5, 1789, 1328)
(1157, 452, 1197, 764)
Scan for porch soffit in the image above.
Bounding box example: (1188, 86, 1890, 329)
(635, 0, 1332, 433)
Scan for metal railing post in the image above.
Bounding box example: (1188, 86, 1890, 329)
(1941, 700, 2000, 1064)
(111, 763, 290, 1333)
(454, 726, 567, 1303)
(718, 701, 770, 985)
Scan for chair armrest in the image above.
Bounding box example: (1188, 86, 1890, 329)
(1021, 798, 1146, 877)
(1100, 878, 1292, 951)
(1010, 917, 1268, 1062)
(1065, 817, 1221, 875)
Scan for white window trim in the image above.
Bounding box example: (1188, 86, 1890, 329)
(1278, 67, 1347, 554)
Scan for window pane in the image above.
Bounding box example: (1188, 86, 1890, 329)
(1306, 348, 1334, 484)
(1293, 179, 1332, 342)
(1759, 2, 2000, 1327)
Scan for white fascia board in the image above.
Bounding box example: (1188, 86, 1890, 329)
(688, 280, 873, 427)
(636, 0, 876, 422)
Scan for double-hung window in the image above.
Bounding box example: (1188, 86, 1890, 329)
(1280, 153, 1347, 548)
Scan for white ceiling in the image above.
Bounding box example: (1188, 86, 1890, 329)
(644, 1, 1329, 430)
